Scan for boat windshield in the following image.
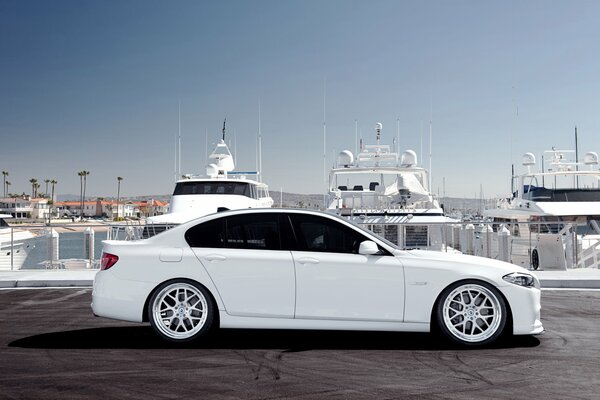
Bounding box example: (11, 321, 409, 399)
(332, 171, 427, 192)
(173, 181, 251, 198)
(523, 187, 600, 202)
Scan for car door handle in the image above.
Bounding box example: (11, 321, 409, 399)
(205, 254, 227, 262)
(297, 257, 320, 265)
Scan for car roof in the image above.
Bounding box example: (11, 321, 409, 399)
(177, 208, 338, 228)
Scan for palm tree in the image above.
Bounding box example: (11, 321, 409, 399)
(29, 178, 38, 198)
(44, 179, 50, 197)
(33, 183, 40, 198)
(2, 171, 8, 198)
(50, 180, 57, 202)
(116, 176, 123, 220)
(5, 181, 11, 197)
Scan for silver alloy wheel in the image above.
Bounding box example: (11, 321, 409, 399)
(151, 282, 209, 341)
(442, 283, 503, 343)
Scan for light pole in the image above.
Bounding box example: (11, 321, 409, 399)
(116, 176, 123, 220)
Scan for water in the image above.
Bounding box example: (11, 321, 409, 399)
(22, 230, 107, 269)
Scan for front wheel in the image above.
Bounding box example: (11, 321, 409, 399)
(436, 281, 507, 346)
(148, 280, 214, 343)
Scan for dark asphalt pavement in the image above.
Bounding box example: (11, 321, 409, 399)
(0, 288, 599, 399)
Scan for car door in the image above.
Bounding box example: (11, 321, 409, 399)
(289, 213, 405, 322)
(187, 213, 295, 318)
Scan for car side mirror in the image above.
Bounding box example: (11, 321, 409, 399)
(358, 240, 380, 255)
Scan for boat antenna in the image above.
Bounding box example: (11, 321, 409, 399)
(178, 100, 182, 177)
(429, 119, 433, 191)
(396, 117, 400, 157)
(222, 118, 226, 141)
(234, 128, 237, 164)
(174, 99, 182, 182)
(354, 119, 358, 156)
(575, 125, 579, 188)
(258, 98, 263, 182)
(511, 164, 514, 195)
(205, 128, 208, 165)
(420, 121, 423, 167)
(323, 78, 327, 208)
(429, 93, 433, 192)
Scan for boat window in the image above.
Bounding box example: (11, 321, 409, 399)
(404, 225, 428, 249)
(0, 218, 8, 228)
(173, 182, 251, 198)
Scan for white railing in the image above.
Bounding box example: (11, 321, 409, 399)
(2, 220, 599, 271)
(331, 191, 437, 214)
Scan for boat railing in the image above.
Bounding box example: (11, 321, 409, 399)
(331, 191, 435, 213)
(2, 219, 600, 271)
(106, 220, 145, 241)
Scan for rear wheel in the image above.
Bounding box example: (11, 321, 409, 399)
(436, 281, 507, 346)
(148, 280, 214, 343)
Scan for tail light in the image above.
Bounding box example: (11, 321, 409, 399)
(101, 252, 119, 270)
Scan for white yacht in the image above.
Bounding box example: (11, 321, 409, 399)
(327, 123, 456, 250)
(485, 149, 600, 269)
(141, 126, 273, 236)
(0, 214, 37, 270)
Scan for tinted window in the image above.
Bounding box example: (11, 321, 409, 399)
(225, 213, 281, 250)
(185, 218, 225, 248)
(185, 213, 286, 250)
(290, 214, 369, 254)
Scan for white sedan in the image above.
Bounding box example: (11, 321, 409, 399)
(92, 209, 543, 346)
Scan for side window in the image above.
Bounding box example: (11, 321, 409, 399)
(185, 218, 225, 248)
(224, 213, 281, 250)
(290, 214, 369, 254)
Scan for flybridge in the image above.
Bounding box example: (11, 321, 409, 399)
(517, 149, 600, 194)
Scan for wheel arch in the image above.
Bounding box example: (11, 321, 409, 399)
(142, 277, 220, 329)
(429, 278, 513, 335)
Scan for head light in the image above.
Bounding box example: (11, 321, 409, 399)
(503, 272, 537, 288)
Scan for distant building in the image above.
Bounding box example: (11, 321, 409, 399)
(135, 199, 169, 218)
(0, 197, 49, 219)
(54, 199, 168, 220)
(29, 198, 50, 219)
(0, 197, 32, 219)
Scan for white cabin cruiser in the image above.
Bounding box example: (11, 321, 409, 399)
(140, 125, 273, 237)
(327, 123, 456, 250)
(0, 214, 37, 270)
(485, 149, 600, 269)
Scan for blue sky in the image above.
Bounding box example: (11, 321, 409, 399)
(2, 0, 600, 199)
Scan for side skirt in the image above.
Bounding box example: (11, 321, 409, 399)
(219, 312, 429, 333)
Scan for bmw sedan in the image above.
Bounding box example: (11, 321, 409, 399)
(92, 209, 543, 346)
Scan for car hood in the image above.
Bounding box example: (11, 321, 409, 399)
(400, 249, 535, 276)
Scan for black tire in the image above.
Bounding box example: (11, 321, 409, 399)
(435, 280, 508, 346)
(148, 279, 215, 343)
(531, 249, 540, 270)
